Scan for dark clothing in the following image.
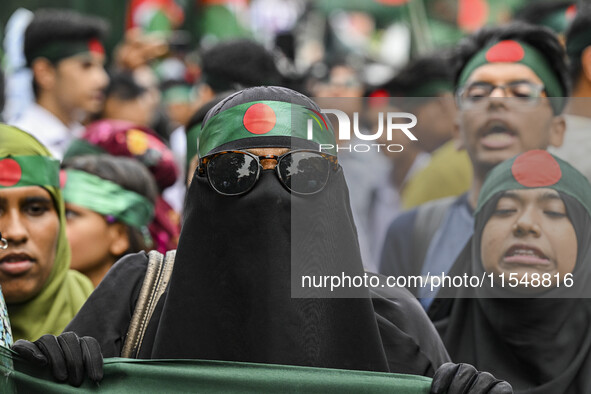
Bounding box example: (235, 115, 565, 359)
(429, 193, 591, 393)
(67, 86, 450, 377)
(379, 194, 473, 310)
(66, 250, 450, 376)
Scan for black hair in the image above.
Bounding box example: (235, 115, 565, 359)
(565, 4, 591, 86)
(106, 71, 146, 101)
(201, 39, 282, 92)
(453, 22, 571, 103)
(61, 154, 159, 255)
(24, 8, 108, 97)
(24, 9, 108, 66)
(390, 50, 454, 95)
(515, 0, 574, 27)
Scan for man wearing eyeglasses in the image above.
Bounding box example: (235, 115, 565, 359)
(379, 22, 569, 311)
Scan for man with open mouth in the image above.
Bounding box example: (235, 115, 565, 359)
(379, 21, 570, 311)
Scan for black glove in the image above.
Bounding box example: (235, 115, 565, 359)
(12, 332, 103, 387)
(430, 362, 513, 394)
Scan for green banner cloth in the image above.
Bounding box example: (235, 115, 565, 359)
(0, 345, 432, 393)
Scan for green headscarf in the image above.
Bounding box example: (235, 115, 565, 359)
(0, 124, 93, 341)
(198, 100, 337, 157)
(476, 149, 591, 218)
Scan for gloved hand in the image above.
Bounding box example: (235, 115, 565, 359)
(12, 332, 103, 387)
(430, 362, 513, 394)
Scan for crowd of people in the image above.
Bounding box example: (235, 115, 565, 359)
(0, 1, 590, 393)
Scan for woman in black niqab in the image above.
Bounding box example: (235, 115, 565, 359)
(66, 86, 449, 376)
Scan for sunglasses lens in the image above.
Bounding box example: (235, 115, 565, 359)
(278, 152, 331, 195)
(207, 152, 258, 195)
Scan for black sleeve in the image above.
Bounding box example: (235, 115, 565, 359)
(64, 252, 149, 358)
(371, 284, 451, 377)
(378, 209, 418, 277)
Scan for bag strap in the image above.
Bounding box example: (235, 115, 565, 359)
(121, 249, 176, 358)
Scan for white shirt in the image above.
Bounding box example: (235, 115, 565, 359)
(10, 103, 83, 160)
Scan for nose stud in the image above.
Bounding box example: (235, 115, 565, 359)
(0, 232, 7, 250)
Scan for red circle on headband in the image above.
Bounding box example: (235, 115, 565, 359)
(512, 150, 562, 187)
(0, 158, 22, 187)
(243, 103, 277, 135)
(486, 40, 525, 63)
(59, 170, 68, 188)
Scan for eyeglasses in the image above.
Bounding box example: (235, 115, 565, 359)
(197, 150, 338, 196)
(456, 81, 545, 109)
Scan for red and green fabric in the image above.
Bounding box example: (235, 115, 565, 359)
(539, 4, 576, 34)
(476, 150, 591, 218)
(0, 156, 59, 189)
(0, 124, 93, 341)
(28, 38, 104, 65)
(0, 345, 432, 393)
(62, 170, 154, 228)
(458, 39, 565, 112)
(199, 101, 337, 157)
(126, 0, 184, 34)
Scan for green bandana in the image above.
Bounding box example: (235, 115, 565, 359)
(458, 40, 564, 109)
(476, 150, 591, 218)
(0, 156, 59, 189)
(28, 38, 104, 65)
(163, 85, 194, 104)
(0, 124, 93, 340)
(62, 170, 154, 228)
(185, 122, 202, 170)
(199, 101, 337, 157)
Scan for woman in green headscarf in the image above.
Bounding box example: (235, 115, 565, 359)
(0, 124, 93, 341)
(430, 150, 591, 393)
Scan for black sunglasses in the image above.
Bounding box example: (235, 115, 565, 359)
(197, 150, 338, 196)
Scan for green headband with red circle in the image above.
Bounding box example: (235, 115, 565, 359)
(0, 156, 60, 189)
(29, 38, 104, 65)
(476, 150, 591, 218)
(458, 40, 564, 100)
(539, 4, 576, 34)
(198, 101, 337, 157)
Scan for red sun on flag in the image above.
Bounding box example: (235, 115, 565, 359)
(0, 158, 22, 187)
(243, 103, 277, 135)
(512, 150, 562, 187)
(486, 40, 525, 63)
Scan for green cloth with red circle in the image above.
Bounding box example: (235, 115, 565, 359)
(458, 40, 565, 110)
(0, 156, 59, 189)
(476, 150, 591, 218)
(198, 101, 337, 157)
(0, 124, 94, 341)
